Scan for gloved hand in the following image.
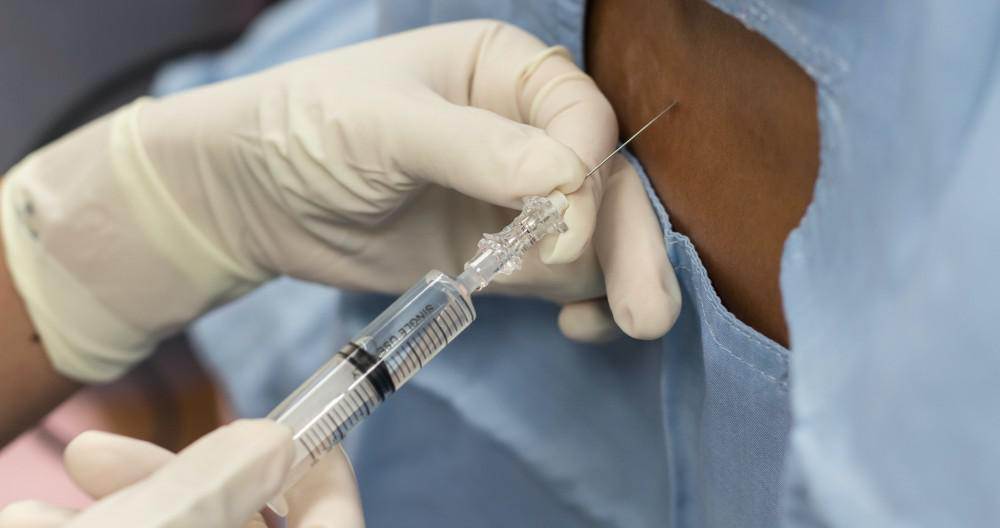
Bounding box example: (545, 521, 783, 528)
(1, 19, 680, 383)
(0, 420, 363, 528)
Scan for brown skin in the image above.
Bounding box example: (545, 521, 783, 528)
(587, 0, 819, 347)
(0, 189, 80, 445)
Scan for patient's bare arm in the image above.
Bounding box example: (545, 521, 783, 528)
(587, 0, 820, 346)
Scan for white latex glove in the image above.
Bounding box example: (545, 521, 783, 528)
(1, 20, 680, 383)
(0, 419, 363, 528)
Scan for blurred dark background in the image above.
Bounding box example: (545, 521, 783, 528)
(0, 0, 277, 172)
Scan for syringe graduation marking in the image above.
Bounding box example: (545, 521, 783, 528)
(298, 294, 475, 460)
(301, 378, 380, 460)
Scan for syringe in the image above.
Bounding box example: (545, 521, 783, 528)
(265, 102, 677, 514)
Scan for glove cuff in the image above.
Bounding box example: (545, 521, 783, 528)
(2, 161, 152, 382)
(1, 100, 267, 383)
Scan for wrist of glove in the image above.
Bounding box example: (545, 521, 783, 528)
(2, 19, 681, 383)
(0, 420, 364, 528)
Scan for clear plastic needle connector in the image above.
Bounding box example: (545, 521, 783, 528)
(265, 101, 677, 515)
(456, 193, 569, 292)
(457, 100, 678, 293)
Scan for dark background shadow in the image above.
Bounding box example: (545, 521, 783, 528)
(0, 0, 276, 172)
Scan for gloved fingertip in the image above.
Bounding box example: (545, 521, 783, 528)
(612, 304, 638, 337)
(665, 281, 683, 325)
(656, 262, 684, 331)
(558, 302, 622, 343)
(546, 142, 591, 195)
(537, 235, 560, 264)
(0, 501, 38, 517)
(541, 190, 596, 265)
(268, 494, 290, 518)
(505, 134, 588, 202)
(611, 282, 681, 341)
(64, 430, 117, 459)
(618, 310, 674, 341)
(540, 234, 585, 264)
(0, 500, 75, 527)
(63, 430, 153, 464)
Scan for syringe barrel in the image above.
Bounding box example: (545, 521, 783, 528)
(267, 270, 475, 504)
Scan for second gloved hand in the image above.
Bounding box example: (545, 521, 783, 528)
(0, 420, 363, 528)
(1, 20, 680, 383)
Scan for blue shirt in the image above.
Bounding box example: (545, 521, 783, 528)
(154, 1, 1000, 526)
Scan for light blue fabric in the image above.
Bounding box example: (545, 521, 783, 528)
(769, 3, 1000, 526)
(152, 1, 1000, 526)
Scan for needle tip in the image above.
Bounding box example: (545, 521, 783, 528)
(655, 100, 679, 119)
(583, 98, 679, 178)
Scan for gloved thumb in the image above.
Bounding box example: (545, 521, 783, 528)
(65, 419, 293, 527)
(63, 430, 174, 499)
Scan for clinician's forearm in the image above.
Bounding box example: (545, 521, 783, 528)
(0, 196, 79, 446)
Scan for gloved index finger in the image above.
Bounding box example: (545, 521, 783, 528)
(470, 24, 618, 263)
(595, 155, 680, 339)
(470, 25, 618, 171)
(387, 95, 589, 210)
